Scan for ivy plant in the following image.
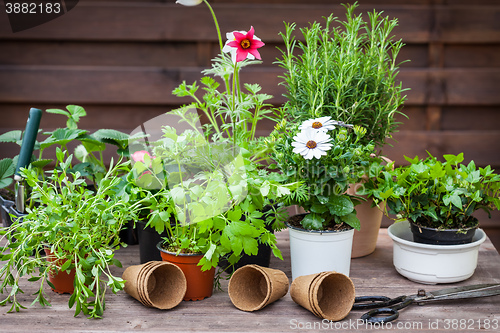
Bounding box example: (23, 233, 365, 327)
(366, 153, 500, 230)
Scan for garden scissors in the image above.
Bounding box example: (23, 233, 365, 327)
(352, 284, 500, 323)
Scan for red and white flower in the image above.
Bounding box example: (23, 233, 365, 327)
(223, 26, 265, 63)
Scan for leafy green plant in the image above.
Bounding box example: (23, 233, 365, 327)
(268, 117, 375, 231)
(0, 105, 142, 204)
(276, 2, 408, 148)
(368, 153, 500, 230)
(130, 119, 293, 271)
(0, 149, 153, 318)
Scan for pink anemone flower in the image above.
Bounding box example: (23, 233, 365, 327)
(131, 150, 152, 164)
(223, 26, 265, 63)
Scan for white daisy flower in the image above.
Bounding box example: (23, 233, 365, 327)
(292, 129, 332, 160)
(299, 116, 337, 132)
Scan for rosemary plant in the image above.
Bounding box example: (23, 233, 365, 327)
(276, 2, 408, 148)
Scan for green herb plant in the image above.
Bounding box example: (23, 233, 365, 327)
(276, 2, 408, 148)
(0, 149, 153, 318)
(130, 118, 293, 271)
(0, 105, 140, 190)
(367, 153, 500, 230)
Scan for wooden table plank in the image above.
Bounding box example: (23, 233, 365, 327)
(1, 229, 499, 332)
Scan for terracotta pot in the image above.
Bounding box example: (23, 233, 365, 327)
(351, 196, 385, 258)
(43, 248, 76, 294)
(157, 242, 215, 301)
(348, 156, 392, 258)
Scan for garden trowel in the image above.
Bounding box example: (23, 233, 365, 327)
(14, 108, 42, 213)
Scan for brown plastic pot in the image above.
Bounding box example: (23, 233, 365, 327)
(43, 248, 76, 294)
(157, 242, 215, 301)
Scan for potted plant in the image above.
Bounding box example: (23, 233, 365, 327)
(0, 149, 152, 318)
(127, 0, 291, 271)
(268, 116, 376, 280)
(371, 153, 500, 283)
(0, 105, 142, 243)
(275, 2, 409, 257)
(128, 109, 291, 300)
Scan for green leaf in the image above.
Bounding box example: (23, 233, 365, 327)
(0, 158, 15, 188)
(342, 212, 360, 230)
(0, 130, 22, 144)
(41, 128, 87, 149)
(60, 259, 72, 272)
(242, 237, 258, 256)
(328, 195, 354, 216)
(92, 129, 130, 149)
(465, 170, 481, 184)
(310, 203, 328, 214)
(46, 108, 70, 117)
(30, 159, 53, 169)
(302, 213, 324, 230)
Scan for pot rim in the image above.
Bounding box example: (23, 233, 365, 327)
(388, 221, 486, 250)
(156, 241, 204, 257)
(408, 219, 479, 233)
(285, 214, 353, 234)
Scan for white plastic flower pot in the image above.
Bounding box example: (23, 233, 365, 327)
(388, 221, 486, 285)
(287, 222, 354, 281)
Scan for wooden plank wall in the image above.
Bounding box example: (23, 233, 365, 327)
(0, 0, 499, 241)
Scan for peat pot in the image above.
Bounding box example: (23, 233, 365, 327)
(388, 221, 486, 284)
(286, 216, 354, 281)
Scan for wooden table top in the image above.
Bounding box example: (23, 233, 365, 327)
(1, 228, 499, 332)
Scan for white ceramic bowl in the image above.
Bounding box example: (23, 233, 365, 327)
(387, 221, 486, 284)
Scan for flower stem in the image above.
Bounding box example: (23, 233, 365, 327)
(203, 0, 223, 53)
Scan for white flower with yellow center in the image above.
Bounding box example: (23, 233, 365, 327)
(299, 116, 337, 132)
(292, 129, 332, 160)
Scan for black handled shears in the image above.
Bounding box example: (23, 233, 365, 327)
(352, 284, 500, 323)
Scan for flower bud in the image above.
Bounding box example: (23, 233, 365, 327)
(176, 0, 203, 6)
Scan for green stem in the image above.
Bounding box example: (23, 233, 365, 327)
(203, 0, 223, 53)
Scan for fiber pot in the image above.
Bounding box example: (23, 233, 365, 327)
(228, 264, 289, 311)
(409, 220, 477, 245)
(388, 221, 486, 284)
(137, 220, 168, 263)
(44, 248, 76, 294)
(290, 271, 355, 321)
(286, 215, 354, 281)
(157, 242, 215, 301)
(123, 261, 187, 309)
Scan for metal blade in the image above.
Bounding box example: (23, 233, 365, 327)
(417, 284, 500, 303)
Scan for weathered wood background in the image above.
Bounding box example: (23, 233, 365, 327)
(0, 0, 499, 245)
